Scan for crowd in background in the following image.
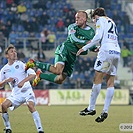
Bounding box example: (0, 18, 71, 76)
(0, 0, 133, 89)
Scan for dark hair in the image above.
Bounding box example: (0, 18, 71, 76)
(91, 7, 106, 18)
(5, 44, 15, 55)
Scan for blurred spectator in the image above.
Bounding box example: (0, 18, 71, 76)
(0, 32, 5, 51)
(10, 2, 17, 14)
(20, 12, 28, 25)
(37, 49, 46, 62)
(40, 28, 49, 50)
(17, 2, 27, 14)
(122, 39, 130, 50)
(66, 11, 75, 23)
(114, 76, 121, 89)
(31, 17, 39, 32)
(29, 32, 39, 50)
(56, 18, 65, 32)
(23, 19, 33, 32)
(9, 30, 18, 45)
(47, 31, 56, 50)
(121, 45, 132, 67)
(112, 10, 122, 26)
(6, 0, 14, 8)
(1, 25, 9, 38)
(6, 20, 12, 34)
(39, 11, 50, 26)
(122, 12, 130, 34)
(82, 57, 91, 72)
(17, 49, 26, 62)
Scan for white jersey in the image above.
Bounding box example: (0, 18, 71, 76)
(0, 60, 36, 95)
(83, 16, 120, 53)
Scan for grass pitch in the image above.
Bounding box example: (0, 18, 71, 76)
(0, 105, 132, 133)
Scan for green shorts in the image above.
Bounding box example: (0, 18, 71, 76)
(54, 44, 76, 77)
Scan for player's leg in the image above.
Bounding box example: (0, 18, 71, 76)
(27, 101, 44, 133)
(95, 53, 119, 122)
(1, 99, 12, 132)
(79, 71, 103, 116)
(32, 63, 67, 86)
(95, 75, 114, 123)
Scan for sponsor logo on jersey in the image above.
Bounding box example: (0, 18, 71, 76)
(69, 28, 76, 34)
(96, 25, 100, 28)
(15, 65, 19, 69)
(108, 34, 117, 40)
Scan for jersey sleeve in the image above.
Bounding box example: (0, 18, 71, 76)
(82, 18, 104, 51)
(68, 24, 87, 45)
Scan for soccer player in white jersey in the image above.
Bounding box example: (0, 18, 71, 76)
(0, 45, 44, 133)
(77, 8, 121, 122)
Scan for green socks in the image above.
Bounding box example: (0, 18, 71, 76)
(34, 61, 51, 71)
(40, 73, 57, 83)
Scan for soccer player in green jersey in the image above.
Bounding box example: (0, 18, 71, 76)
(25, 10, 97, 86)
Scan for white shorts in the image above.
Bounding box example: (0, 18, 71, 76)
(7, 90, 36, 111)
(94, 50, 120, 75)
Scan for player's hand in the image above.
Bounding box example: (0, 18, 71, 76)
(18, 81, 24, 88)
(76, 48, 85, 56)
(93, 46, 100, 52)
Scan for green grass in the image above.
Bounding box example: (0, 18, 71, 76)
(0, 105, 132, 133)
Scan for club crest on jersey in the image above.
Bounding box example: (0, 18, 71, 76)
(69, 28, 76, 34)
(96, 25, 100, 28)
(15, 65, 19, 69)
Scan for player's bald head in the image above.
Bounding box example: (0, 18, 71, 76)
(77, 10, 88, 19)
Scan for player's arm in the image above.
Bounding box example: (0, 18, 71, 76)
(77, 19, 103, 55)
(82, 19, 103, 51)
(0, 77, 14, 88)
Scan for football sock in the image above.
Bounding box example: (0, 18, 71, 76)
(32, 111, 43, 132)
(103, 87, 114, 113)
(40, 73, 57, 83)
(2, 113, 11, 129)
(35, 61, 51, 71)
(87, 84, 101, 111)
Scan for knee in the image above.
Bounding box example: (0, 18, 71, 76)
(55, 79, 64, 84)
(55, 69, 63, 75)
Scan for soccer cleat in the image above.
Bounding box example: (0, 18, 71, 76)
(38, 131, 44, 133)
(95, 112, 108, 123)
(25, 59, 35, 71)
(4, 129, 12, 133)
(32, 70, 41, 86)
(79, 108, 96, 116)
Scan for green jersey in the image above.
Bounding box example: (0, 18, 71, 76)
(64, 23, 95, 54)
(55, 23, 95, 77)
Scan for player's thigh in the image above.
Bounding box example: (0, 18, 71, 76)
(106, 74, 115, 87)
(55, 73, 67, 84)
(94, 51, 112, 73)
(7, 95, 25, 111)
(93, 71, 104, 84)
(55, 62, 65, 73)
(27, 101, 36, 113)
(1, 99, 12, 109)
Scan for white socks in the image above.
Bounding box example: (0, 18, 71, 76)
(32, 111, 43, 132)
(87, 84, 101, 111)
(103, 87, 114, 113)
(2, 113, 11, 129)
(87, 85, 114, 113)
